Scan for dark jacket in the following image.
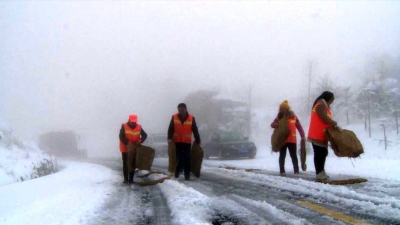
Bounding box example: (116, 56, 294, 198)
(167, 112, 201, 144)
(119, 123, 148, 145)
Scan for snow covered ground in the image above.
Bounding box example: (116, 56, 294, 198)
(1, 119, 399, 225)
(234, 120, 400, 181)
(0, 123, 57, 186)
(0, 161, 117, 225)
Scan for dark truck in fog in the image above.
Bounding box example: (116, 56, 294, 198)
(147, 134, 168, 157)
(203, 131, 257, 160)
(39, 131, 87, 158)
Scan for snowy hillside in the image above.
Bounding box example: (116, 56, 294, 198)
(0, 123, 57, 186)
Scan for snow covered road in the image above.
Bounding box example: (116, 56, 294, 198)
(92, 158, 400, 225)
(2, 158, 400, 225)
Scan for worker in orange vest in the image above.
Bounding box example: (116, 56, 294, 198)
(119, 114, 147, 184)
(167, 103, 201, 181)
(271, 100, 305, 175)
(307, 91, 338, 180)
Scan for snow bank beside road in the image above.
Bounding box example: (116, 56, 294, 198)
(0, 123, 57, 186)
(0, 161, 117, 225)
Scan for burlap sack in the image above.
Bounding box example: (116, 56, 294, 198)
(300, 139, 307, 171)
(127, 144, 137, 173)
(271, 117, 290, 152)
(191, 142, 204, 178)
(326, 127, 364, 158)
(168, 140, 177, 174)
(135, 145, 155, 171)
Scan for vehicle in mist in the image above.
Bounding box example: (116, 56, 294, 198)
(147, 133, 168, 158)
(38, 131, 87, 158)
(203, 131, 257, 160)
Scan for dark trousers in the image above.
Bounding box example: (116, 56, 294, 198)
(122, 153, 134, 181)
(312, 143, 328, 174)
(175, 143, 191, 179)
(279, 143, 299, 173)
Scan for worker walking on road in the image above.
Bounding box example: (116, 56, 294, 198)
(271, 100, 305, 175)
(168, 103, 201, 181)
(119, 114, 147, 184)
(307, 91, 338, 180)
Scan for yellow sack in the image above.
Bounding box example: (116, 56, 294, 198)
(271, 117, 290, 152)
(127, 144, 137, 173)
(326, 127, 364, 158)
(191, 142, 204, 178)
(135, 145, 155, 171)
(168, 140, 177, 174)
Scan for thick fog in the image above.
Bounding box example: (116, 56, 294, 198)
(1, 1, 399, 157)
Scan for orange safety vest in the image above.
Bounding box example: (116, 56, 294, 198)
(286, 115, 297, 143)
(308, 102, 332, 142)
(119, 123, 141, 153)
(172, 113, 193, 144)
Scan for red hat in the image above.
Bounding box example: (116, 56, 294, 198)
(129, 114, 138, 122)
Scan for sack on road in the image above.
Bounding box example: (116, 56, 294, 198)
(191, 142, 204, 178)
(271, 117, 290, 152)
(168, 141, 177, 174)
(326, 127, 364, 158)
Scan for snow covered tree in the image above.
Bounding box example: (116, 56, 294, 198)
(335, 86, 353, 125)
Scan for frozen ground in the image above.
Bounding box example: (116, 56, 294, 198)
(1, 121, 399, 225)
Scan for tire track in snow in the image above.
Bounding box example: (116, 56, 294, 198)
(204, 167, 400, 225)
(89, 159, 171, 225)
(183, 172, 339, 225)
(181, 180, 280, 225)
(89, 180, 150, 225)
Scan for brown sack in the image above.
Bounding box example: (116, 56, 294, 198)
(271, 117, 290, 152)
(127, 144, 137, 173)
(326, 127, 364, 158)
(300, 139, 307, 171)
(168, 140, 177, 174)
(135, 145, 155, 171)
(191, 142, 204, 178)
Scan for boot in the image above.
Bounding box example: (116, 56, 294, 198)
(128, 172, 134, 184)
(316, 172, 328, 180)
(321, 171, 330, 178)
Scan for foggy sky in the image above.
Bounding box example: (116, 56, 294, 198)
(1, 1, 399, 156)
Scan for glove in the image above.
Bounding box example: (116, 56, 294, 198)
(336, 126, 343, 131)
(168, 139, 173, 145)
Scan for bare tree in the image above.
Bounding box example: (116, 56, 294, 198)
(342, 87, 352, 125)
